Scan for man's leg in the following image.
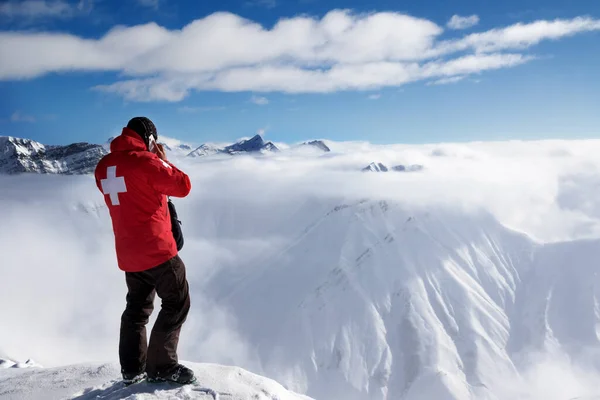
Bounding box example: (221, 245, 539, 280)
(119, 271, 156, 379)
(146, 255, 191, 380)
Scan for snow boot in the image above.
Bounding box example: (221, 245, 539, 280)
(147, 364, 196, 385)
(122, 371, 146, 385)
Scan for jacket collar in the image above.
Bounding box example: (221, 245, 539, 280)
(110, 127, 148, 153)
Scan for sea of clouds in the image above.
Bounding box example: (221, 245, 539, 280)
(2, 138, 600, 399)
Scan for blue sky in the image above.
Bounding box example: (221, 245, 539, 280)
(1, 0, 599, 146)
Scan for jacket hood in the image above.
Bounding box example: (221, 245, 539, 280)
(110, 127, 148, 153)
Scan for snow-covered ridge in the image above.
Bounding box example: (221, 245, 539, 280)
(0, 136, 106, 174)
(207, 198, 600, 400)
(0, 133, 333, 174)
(105, 134, 330, 158)
(186, 136, 334, 158)
(187, 134, 281, 157)
(362, 162, 424, 172)
(222, 134, 279, 154)
(0, 357, 41, 369)
(0, 361, 313, 400)
(188, 143, 223, 158)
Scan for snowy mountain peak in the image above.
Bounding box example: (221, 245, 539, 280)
(261, 141, 279, 152)
(187, 143, 223, 157)
(304, 140, 331, 152)
(157, 143, 192, 151)
(215, 199, 551, 399)
(0, 135, 106, 174)
(362, 161, 424, 172)
(223, 134, 279, 154)
(0, 136, 45, 158)
(187, 134, 280, 157)
(363, 162, 389, 172)
(0, 357, 41, 369)
(156, 142, 196, 158)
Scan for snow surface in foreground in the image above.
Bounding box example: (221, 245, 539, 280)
(0, 361, 313, 400)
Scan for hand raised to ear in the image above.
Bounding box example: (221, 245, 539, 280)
(155, 143, 168, 161)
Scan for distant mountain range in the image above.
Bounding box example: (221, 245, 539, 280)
(1, 132, 427, 176)
(187, 135, 331, 157)
(0, 134, 332, 174)
(187, 134, 279, 157)
(1, 133, 427, 177)
(0, 136, 106, 175)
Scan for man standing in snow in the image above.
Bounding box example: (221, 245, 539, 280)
(94, 117, 195, 385)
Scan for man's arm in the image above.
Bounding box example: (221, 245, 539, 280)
(143, 152, 192, 198)
(94, 161, 104, 192)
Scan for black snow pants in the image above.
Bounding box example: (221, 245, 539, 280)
(119, 254, 191, 378)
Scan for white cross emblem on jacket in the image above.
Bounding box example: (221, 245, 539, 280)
(101, 166, 127, 206)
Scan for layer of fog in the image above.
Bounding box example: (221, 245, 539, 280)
(2, 138, 600, 399)
(176, 138, 600, 243)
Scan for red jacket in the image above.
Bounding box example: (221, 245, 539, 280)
(95, 128, 191, 272)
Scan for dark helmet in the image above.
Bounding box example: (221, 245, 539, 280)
(127, 116, 157, 148)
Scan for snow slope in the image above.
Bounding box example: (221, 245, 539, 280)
(0, 361, 313, 400)
(208, 200, 528, 399)
(204, 199, 600, 400)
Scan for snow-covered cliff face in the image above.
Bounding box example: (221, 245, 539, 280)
(0, 136, 106, 174)
(201, 198, 600, 400)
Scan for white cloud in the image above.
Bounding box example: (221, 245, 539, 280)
(368, 93, 381, 100)
(423, 53, 532, 76)
(250, 95, 269, 105)
(94, 53, 531, 101)
(1, 11, 599, 100)
(10, 111, 36, 123)
(427, 76, 466, 85)
(447, 14, 480, 30)
(437, 16, 600, 55)
(0, 0, 86, 19)
(0, 175, 260, 370)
